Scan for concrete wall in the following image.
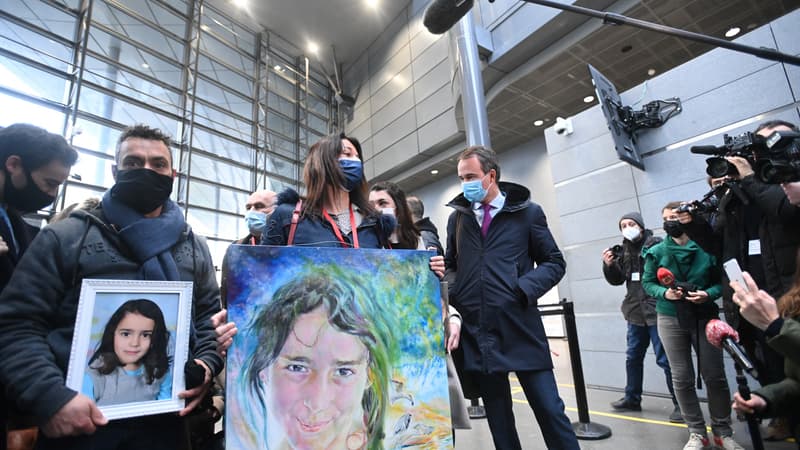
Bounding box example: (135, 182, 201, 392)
(343, 0, 461, 181)
(544, 9, 800, 394)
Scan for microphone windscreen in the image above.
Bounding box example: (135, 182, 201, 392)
(656, 267, 675, 286)
(423, 0, 475, 34)
(689, 145, 721, 155)
(705, 319, 739, 349)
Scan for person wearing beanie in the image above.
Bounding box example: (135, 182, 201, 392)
(602, 211, 682, 422)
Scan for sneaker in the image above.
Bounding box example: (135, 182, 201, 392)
(764, 417, 792, 441)
(683, 433, 710, 450)
(610, 397, 642, 411)
(713, 435, 744, 450)
(669, 405, 684, 423)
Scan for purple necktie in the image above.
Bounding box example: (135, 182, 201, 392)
(481, 203, 493, 237)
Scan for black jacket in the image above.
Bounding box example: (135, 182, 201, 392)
(602, 229, 661, 326)
(444, 182, 566, 373)
(0, 207, 37, 292)
(0, 207, 223, 423)
(415, 217, 443, 256)
(683, 177, 800, 325)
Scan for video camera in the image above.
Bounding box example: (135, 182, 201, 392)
(676, 182, 725, 215)
(690, 130, 800, 183)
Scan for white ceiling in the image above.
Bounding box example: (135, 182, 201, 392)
(207, 0, 413, 68)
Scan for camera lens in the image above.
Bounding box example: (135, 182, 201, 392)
(705, 157, 736, 178)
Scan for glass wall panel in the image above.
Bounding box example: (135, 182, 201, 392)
(71, 150, 115, 188)
(202, 6, 256, 56)
(71, 117, 123, 155)
(196, 77, 252, 119)
(190, 152, 250, 190)
(88, 27, 183, 87)
(79, 85, 180, 137)
(92, 1, 185, 62)
(0, 54, 68, 103)
(199, 32, 254, 74)
(0, 18, 73, 71)
(197, 55, 253, 97)
(0, 0, 77, 37)
(192, 127, 252, 165)
(0, 92, 65, 132)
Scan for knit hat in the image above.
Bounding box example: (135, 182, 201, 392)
(619, 211, 644, 230)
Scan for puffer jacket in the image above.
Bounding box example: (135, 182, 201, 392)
(755, 317, 800, 427)
(0, 207, 223, 423)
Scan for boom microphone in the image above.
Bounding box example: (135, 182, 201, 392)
(690, 145, 722, 155)
(705, 319, 758, 379)
(423, 0, 475, 34)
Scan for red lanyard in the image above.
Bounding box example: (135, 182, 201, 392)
(322, 205, 359, 248)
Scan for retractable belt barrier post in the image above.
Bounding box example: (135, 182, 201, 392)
(538, 299, 612, 440)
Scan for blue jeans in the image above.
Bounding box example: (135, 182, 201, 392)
(625, 322, 677, 404)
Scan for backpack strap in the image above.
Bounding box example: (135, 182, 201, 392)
(287, 200, 302, 246)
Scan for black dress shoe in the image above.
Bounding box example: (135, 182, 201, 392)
(610, 397, 642, 411)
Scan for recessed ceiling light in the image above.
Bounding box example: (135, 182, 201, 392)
(232, 0, 247, 8)
(430, 169, 439, 175)
(647, 68, 656, 76)
(533, 120, 544, 126)
(274, 64, 283, 72)
(365, 0, 379, 8)
(583, 95, 594, 103)
(307, 41, 319, 54)
(620, 45, 633, 53)
(141, 63, 149, 68)
(725, 27, 741, 38)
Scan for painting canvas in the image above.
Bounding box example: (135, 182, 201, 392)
(224, 245, 453, 449)
(65, 279, 193, 420)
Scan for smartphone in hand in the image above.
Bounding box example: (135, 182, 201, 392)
(723, 258, 749, 293)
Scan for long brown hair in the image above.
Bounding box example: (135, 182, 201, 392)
(778, 248, 800, 318)
(302, 134, 373, 216)
(370, 181, 420, 249)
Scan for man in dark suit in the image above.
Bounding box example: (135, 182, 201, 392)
(444, 146, 578, 450)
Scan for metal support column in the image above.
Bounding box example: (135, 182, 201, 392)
(452, 11, 491, 147)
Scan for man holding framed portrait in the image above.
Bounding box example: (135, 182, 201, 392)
(0, 124, 223, 449)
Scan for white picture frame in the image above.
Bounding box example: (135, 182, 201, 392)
(65, 279, 193, 421)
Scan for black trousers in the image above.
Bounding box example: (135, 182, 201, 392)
(474, 369, 580, 450)
(35, 414, 184, 450)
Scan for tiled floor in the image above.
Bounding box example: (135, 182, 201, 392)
(454, 339, 797, 450)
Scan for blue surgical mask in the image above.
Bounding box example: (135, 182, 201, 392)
(462, 174, 491, 203)
(245, 210, 268, 234)
(339, 158, 363, 192)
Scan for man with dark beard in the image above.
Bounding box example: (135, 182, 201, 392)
(0, 124, 77, 450)
(0, 124, 222, 449)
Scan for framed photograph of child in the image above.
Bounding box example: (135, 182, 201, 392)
(65, 279, 193, 420)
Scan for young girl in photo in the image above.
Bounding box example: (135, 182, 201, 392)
(82, 298, 173, 406)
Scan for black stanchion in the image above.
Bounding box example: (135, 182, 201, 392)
(539, 299, 612, 440)
(734, 364, 764, 450)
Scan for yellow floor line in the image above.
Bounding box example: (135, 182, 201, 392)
(510, 398, 686, 428)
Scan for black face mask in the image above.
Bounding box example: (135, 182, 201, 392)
(663, 220, 684, 238)
(111, 168, 174, 214)
(4, 169, 56, 212)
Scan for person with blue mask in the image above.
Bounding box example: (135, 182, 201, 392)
(238, 190, 276, 245)
(443, 145, 578, 450)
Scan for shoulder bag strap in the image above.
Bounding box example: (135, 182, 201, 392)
(287, 199, 302, 246)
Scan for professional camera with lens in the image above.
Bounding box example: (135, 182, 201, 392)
(690, 132, 761, 178)
(751, 130, 800, 184)
(675, 182, 726, 216)
(691, 130, 800, 183)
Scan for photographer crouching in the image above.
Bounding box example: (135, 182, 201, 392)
(679, 120, 800, 441)
(602, 212, 681, 422)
